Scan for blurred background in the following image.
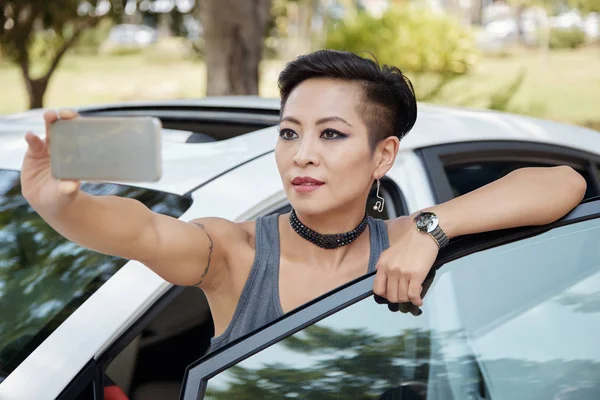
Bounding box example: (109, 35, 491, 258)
(0, 0, 598, 130)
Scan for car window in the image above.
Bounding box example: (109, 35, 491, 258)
(203, 292, 451, 400)
(0, 170, 192, 381)
(443, 217, 600, 400)
(445, 161, 598, 200)
(199, 216, 600, 400)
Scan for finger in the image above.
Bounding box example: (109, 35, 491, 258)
(386, 277, 399, 303)
(372, 269, 387, 298)
(397, 302, 422, 316)
(58, 108, 79, 120)
(43, 109, 59, 125)
(44, 109, 79, 146)
(44, 110, 59, 146)
(407, 280, 423, 307)
(373, 294, 387, 305)
(58, 180, 81, 195)
(25, 131, 46, 155)
(398, 276, 409, 303)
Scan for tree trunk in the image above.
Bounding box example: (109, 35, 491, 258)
(18, 55, 49, 110)
(199, 0, 273, 96)
(17, 19, 95, 109)
(25, 77, 49, 109)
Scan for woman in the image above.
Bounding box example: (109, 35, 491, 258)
(21, 50, 587, 352)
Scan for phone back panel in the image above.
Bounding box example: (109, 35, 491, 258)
(49, 117, 162, 182)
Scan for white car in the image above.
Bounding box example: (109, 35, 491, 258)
(0, 97, 599, 400)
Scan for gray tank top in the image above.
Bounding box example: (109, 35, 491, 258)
(208, 213, 390, 352)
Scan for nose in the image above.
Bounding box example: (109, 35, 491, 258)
(293, 135, 320, 167)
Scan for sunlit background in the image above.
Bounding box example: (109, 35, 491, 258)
(0, 0, 599, 130)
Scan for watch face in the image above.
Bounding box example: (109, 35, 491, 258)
(416, 212, 439, 233)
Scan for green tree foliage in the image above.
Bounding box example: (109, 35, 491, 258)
(549, 27, 587, 49)
(568, 0, 600, 13)
(0, 1, 112, 109)
(326, 5, 477, 75)
(325, 5, 478, 101)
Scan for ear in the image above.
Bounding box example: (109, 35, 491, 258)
(373, 136, 400, 179)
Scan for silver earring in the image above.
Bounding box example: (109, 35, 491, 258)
(373, 179, 384, 212)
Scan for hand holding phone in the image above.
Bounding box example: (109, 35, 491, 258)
(21, 110, 162, 213)
(48, 115, 162, 183)
(21, 109, 83, 210)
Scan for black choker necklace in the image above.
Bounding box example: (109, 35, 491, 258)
(289, 209, 368, 249)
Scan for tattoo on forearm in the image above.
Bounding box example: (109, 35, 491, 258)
(192, 222, 213, 287)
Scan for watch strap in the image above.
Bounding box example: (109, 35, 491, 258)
(429, 225, 450, 249)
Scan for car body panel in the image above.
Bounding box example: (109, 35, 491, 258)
(0, 261, 170, 400)
(0, 126, 278, 196)
(386, 150, 438, 213)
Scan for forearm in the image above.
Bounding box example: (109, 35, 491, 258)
(425, 166, 587, 239)
(32, 191, 155, 260)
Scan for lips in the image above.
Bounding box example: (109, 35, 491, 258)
(292, 177, 325, 185)
(291, 176, 324, 193)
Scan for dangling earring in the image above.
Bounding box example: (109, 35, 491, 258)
(373, 179, 385, 212)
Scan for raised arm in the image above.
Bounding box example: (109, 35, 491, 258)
(21, 109, 245, 289)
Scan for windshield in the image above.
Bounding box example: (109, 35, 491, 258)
(0, 170, 191, 381)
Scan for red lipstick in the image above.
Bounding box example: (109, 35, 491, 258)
(291, 176, 324, 193)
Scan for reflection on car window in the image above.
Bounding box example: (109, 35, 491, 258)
(440, 217, 600, 399)
(204, 289, 483, 399)
(0, 170, 191, 380)
(445, 161, 597, 200)
(203, 215, 600, 400)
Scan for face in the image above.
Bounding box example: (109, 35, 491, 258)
(275, 78, 398, 216)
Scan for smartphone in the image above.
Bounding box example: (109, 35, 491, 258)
(49, 116, 162, 182)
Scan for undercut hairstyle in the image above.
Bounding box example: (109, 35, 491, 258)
(278, 49, 418, 151)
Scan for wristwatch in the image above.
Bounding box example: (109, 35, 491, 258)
(413, 211, 450, 249)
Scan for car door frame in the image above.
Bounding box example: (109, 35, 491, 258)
(178, 198, 600, 400)
(416, 140, 600, 203)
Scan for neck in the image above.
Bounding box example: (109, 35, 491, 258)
(292, 204, 367, 234)
(280, 203, 370, 269)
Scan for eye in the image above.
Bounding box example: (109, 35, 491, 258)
(321, 129, 346, 140)
(279, 128, 298, 140)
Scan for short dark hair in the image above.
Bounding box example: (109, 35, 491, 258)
(278, 49, 417, 150)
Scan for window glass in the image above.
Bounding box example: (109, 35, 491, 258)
(445, 161, 597, 200)
(204, 297, 450, 399)
(0, 170, 192, 380)
(443, 217, 600, 399)
(203, 216, 600, 400)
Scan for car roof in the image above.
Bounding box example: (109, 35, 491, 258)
(1, 97, 599, 195)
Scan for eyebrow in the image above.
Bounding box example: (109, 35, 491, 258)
(280, 116, 353, 127)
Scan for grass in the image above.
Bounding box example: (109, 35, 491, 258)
(422, 46, 600, 127)
(0, 45, 599, 129)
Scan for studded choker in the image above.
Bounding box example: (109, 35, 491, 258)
(289, 209, 368, 249)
